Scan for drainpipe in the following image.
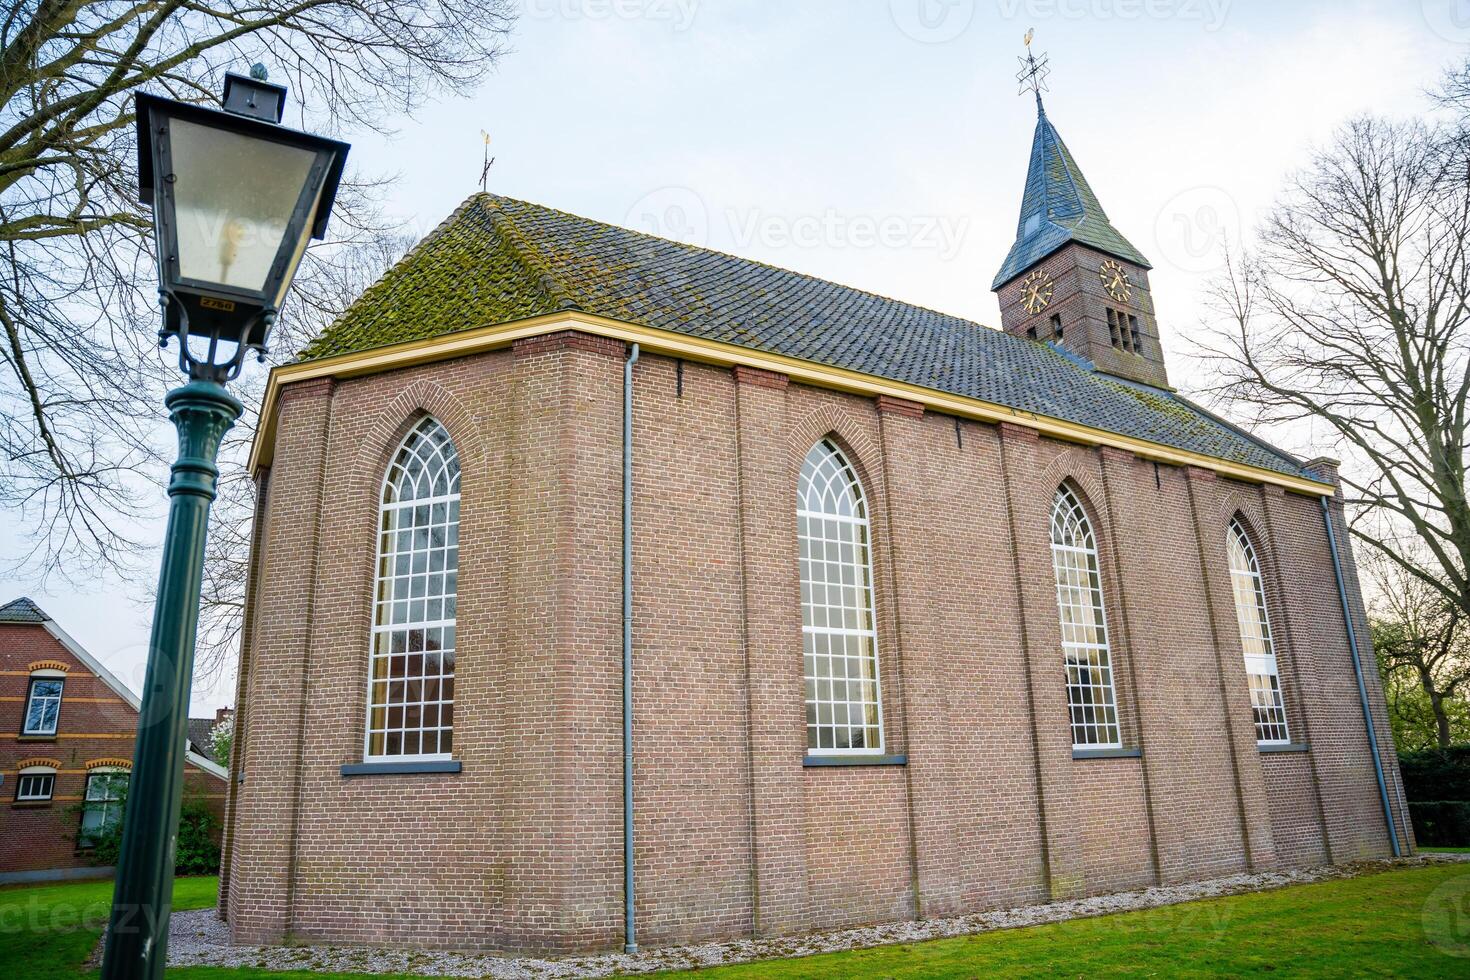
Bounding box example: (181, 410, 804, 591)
(623, 342, 640, 953)
(1320, 495, 1401, 857)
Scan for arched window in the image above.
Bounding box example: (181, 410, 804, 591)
(367, 417, 460, 761)
(798, 439, 884, 754)
(1050, 486, 1122, 748)
(21, 667, 64, 736)
(80, 765, 129, 844)
(1227, 519, 1289, 744)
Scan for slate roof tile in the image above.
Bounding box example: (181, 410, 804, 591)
(301, 193, 1304, 478)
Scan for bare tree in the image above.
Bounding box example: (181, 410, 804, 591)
(1196, 68, 1470, 626)
(1, 1, 514, 579)
(1368, 548, 1470, 749)
(193, 227, 414, 675)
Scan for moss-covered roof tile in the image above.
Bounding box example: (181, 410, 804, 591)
(303, 192, 1304, 478)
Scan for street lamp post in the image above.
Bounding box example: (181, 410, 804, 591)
(102, 68, 347, 980)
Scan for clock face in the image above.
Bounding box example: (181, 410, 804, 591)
(1019, 270, 1054, 315)
(1099, 260, 1131, 302)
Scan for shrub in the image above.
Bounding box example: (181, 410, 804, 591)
(77, 789, 221, 875)
(1409, 801, 1470, 847)
(1398, 745, 1470, 801)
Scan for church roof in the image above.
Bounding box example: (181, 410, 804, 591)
(991, 108, 1151, 290)
(302, 193, 1304, 479)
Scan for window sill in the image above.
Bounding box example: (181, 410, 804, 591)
(1073, 747, 1142, 760)
(15, 734, 57, 743)
(11, 800, 53, 809)
(1258, 742, 1309, 754)
(804, 754, 907, 767)
(340, 760, 461, 777)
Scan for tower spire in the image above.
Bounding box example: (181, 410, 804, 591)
(1016, 28, 1050, 115)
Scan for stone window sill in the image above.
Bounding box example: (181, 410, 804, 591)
(1073, 747, 1142, 760)
(804, 754, 907, 767)
(15, 735, 57, 743)
(11, 800, 53, 809)
(1258, 742, 1309, 754)
(340, 760, 461, 777)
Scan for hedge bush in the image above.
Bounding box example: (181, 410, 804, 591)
(1398, 745, 1470, 802)
(82, 791, 221, 875)
(1409, 801, 1470, 847)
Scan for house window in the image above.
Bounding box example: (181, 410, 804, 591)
(79, 769, 128, 844)
(1050, 486, 1122, 748)
(22, 675, 64, 736)
(798, 439, 885, 754)
(367, 417, 460, 761)
(1228, 520, 1290, 744)
(15, 767, 56, 802)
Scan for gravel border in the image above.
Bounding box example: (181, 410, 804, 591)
(164, 855, 1469, 978)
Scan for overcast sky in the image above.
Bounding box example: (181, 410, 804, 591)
(3, 0, 1465, 713)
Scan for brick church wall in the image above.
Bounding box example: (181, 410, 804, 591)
(224, 335, 1410, 953)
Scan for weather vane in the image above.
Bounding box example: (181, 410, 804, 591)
(1016, 28, 1050, 111)
(479, 130, 495, 191)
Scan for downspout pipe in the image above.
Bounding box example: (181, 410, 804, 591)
(623, 342, 640, 953)
(1320, 495, 1401, 857)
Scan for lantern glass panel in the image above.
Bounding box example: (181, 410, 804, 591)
(169, 118, 317, 293)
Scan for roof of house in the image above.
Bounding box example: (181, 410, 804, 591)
(991, 106, 1152, 290)
(187, 717, 215, 756)
(0, 596, 50, 623)
(301, 192, 1303, 479)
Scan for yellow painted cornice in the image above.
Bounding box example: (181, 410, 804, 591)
(248, 311, 1332, 497)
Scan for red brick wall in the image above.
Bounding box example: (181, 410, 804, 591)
(225, 337, 1408, 952)
(0, 623, 227, 877)
(996, 244, 1168, 388)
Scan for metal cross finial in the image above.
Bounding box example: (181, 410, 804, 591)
(1016, 29, 1050, 112)
(479, 130, 495, 191)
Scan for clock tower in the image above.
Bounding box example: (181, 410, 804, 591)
(993, 42, 1169, 389)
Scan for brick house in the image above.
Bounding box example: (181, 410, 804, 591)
(0, 597, 228, 883)
(221, 100, 1412, 953)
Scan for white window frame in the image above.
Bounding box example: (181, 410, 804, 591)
(364, 417, 460, 763)
(798, 439, 886, 756)
(15, 765, 56, 802)
(22, 670, 65, 736)
(79, 767, 128, 844)
(1050, 486, 1123, 750)
(1227, 519, 1291, 745)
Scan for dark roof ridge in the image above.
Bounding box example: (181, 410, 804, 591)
(475, 194, 581, 313)
(480, 192, 995, 333)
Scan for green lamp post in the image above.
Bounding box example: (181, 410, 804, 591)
(102, 69, 348, 980)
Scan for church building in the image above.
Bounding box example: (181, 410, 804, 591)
(220, 85, 1412, 953)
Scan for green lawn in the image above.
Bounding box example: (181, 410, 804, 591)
(3, 864, 1467, 978)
